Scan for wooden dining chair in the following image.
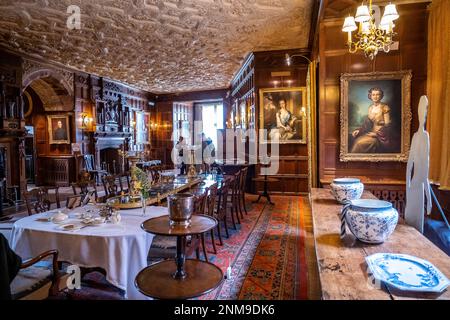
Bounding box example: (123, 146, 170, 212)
(205, 183, 219, 254)
(71, 179, 98, 200)
(239, 167, 249, 215)
(65, 195, 83, 209)
(191, 188, 210, 261)
(23, 188, 52, 216)
(9, 248, 62, 300)
(215, 177, 232, 241)
(102, 175, 119, 199)
(225, 173, 240, 229)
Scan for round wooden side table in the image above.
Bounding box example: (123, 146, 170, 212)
(135, 214, 223, 299)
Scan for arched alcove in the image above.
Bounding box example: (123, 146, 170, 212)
(22, 71, 75, 186)
(22, 69, 73, 112)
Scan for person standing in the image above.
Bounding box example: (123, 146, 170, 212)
(175, 136, 187, 175)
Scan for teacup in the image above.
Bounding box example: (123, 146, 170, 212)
(51, 211, 68, 223)
(110, 213, 121, 224)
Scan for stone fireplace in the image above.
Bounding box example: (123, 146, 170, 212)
(94, 135, 130, 174)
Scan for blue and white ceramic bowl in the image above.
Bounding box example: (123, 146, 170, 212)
(342, 199, 398, 244)
(330, 178, 364, 203)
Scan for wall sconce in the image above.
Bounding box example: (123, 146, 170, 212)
(150, 122, 158, 129)
(131, 119, 136, 127)
(80, 112, 93, 130)
(285, 53, 312, 66)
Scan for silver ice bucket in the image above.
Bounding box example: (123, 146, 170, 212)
(168, 193, 194, 227)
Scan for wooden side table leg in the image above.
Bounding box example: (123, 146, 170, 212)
(174, 236, 187, 279)
(263, 178, 275, 205)
(253, 194, 262, 203)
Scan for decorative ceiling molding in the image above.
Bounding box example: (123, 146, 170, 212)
(0, 0, 314, 93)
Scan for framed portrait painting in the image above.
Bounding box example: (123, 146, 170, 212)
(340, 70, 412, 162)
(259, 87, 307, 144)
(48, 115, 70, 144)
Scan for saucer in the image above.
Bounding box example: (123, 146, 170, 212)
(81, 217, 105, 226)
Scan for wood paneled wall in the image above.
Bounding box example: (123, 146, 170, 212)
(318, 3, 429, 191)
(250, 50, 310, 194)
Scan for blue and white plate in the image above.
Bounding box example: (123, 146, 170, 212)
(366, 253, 450, 293)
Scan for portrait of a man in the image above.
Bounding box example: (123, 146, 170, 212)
(48, 115, 70, 144)
(259, 87, 307, 144)
(340, 71, 412, 161)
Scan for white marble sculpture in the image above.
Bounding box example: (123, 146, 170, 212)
(405, 95, 432, 233)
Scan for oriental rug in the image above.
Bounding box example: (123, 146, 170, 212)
(200, 195, 307, 300)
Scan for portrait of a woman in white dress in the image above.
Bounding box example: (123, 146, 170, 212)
(269, 99, 298, 141)
(260, 87, 307, 144)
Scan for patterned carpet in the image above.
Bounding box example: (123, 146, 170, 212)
(55, 195, 309, 300)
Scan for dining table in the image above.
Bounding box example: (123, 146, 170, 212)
(10, 204, 168, 299)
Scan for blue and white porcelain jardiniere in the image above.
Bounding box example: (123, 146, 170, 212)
(340, 199, 398, 244)
(330, 178, 364, 203)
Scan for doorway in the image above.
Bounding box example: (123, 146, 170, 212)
(200, 103, 224, 150)
(24, 126, 35, 184)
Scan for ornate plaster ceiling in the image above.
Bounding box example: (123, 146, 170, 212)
(0, 0, 313, 93)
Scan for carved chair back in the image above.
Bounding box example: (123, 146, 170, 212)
(149, 166, 162, 184)
(216, 177, 230, 220)
(65, 195, 83, 209)
(102, 175, 119, 198)
(23, 188, 52, 215)
(206, 183, 218, 218)
(193, 188, 208, 215)
(72, 171, 98, 199)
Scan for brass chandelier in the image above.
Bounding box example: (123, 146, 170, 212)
(342, 1, 399, 60)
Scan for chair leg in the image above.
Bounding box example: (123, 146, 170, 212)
(234, 197, 241, 224)
(241, 193, 248, 215)
(230, 206, 237, 229)
(216, 223, 223, 245)
(201, 234, 209, 261)
(210, 229, 218, 253)
(195, 246, 200, 260)
(238, 192, 244, 219)
(223, 217, 230, 238)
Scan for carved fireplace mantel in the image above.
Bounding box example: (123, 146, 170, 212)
(94, 133, 131, 174)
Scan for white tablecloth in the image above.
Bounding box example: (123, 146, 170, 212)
(10, 205, 168, 299)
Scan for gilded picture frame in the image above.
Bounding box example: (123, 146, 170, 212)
(340, 70, 412, 162)
(259, 87, 307, 144)
(48, 115, 70, 144)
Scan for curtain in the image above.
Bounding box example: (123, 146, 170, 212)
(427, 0, 450, 190)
